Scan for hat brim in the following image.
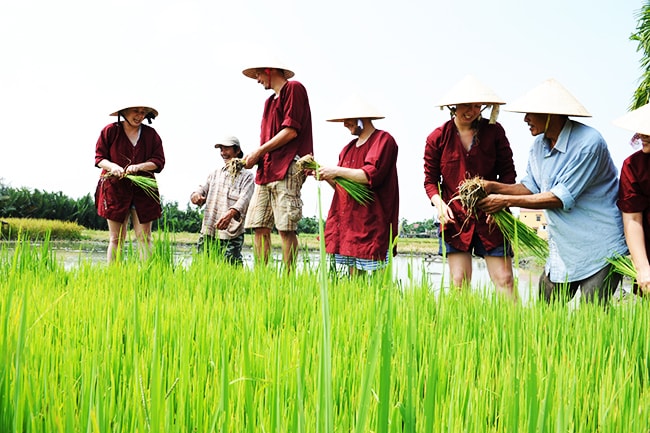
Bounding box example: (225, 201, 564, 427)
(242, 67, 295, 79)
(110, 106, 159, 118)
(502, 79, 591, 117)
(613, 103, 650, 136)
(435, 75, 506, 107)
(326, 116, 385, 122)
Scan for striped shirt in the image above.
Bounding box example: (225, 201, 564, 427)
(193, 165, 255, 240)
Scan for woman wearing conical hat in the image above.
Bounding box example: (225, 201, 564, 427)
(424, 75, 517, 300)
(479, 79, 628, 305)
(614, 103, 650, 294)
(318, 94, 399, 277)
(94, 104, 165, 263)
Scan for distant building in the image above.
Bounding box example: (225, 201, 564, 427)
(518, 208, 548, 240)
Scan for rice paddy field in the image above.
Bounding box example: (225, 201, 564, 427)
(2, 236, 650, 432)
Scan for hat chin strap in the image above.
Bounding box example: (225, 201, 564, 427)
(544, 114, 551, 133)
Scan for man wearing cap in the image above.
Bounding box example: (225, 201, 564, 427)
(424, 75, 517, 299)
(479, 79, 628, 304)
(317, 94, 399, 276)
(95, 104, 165, 263)
(613, 102, 650, 294)
(241, 59, 313, 270)
(190, 136, 254, 266)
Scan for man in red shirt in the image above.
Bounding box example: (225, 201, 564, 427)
(242, 59, 313, 271)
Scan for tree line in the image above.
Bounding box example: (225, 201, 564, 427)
(0, 180, 436, 236)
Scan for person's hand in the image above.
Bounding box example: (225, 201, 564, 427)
(190, 192, 205, 206)
(317, 166, 338, 181)
(636, 266, 650, 294)
(434, 199, 455, 225)
(107, 163, 125, 178)
(243, 149, 262, 169)
(125, 164, 143, 175)
(478, 194, 507, 214)
(215, 209, 239, 230)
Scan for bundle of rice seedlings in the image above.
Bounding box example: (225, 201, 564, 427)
(455, 176, 549, 261)
(125, 174, 160, 202)
(295, 155, 374, 205)
(103, 173, 160, 202)
(226, 158, 246, 180)
(606, 253, 636, 279)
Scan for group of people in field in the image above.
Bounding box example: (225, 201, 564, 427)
(94, 57, 650, 306)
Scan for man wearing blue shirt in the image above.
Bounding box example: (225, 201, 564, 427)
(479, 78, 628, 304)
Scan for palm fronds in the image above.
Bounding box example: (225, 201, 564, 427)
(296, 155, 374, 206)
(456, 176, 549, 261)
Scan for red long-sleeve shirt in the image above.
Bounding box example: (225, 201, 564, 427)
(325, 130, 399, 260)
(424, 118, 516, 251)
(94, 122, 165, 223)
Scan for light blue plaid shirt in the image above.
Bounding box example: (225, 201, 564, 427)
(520, 120, 628, 282)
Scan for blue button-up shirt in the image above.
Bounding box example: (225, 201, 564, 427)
(520, 120, 628, 282)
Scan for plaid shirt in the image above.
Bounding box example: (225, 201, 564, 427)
(193, 165, 254, 239)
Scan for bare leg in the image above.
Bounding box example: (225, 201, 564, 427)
(485, 255, 516, 301)
(279, 230, 298, 272)
(130, 209, 153, 260)
(106, 216, 129, 263)
(447, 252, 473, 289)
(253, 227, 272, 265)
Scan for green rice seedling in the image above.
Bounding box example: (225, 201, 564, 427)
(296, 154, 374, 205)
(606, 253, 636, 279)
(455, 176, 549, 261)
(4, 235, 650, 431)
(125, 174, 160, 202)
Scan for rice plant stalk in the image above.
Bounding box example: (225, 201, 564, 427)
(296, 155, 374, 206)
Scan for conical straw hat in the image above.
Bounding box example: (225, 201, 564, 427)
(504, 78, 591, 117)
(242, 54, 295, 79)
(435, 75, 505, 107)
(109, 104, 158, 118)
(613, 102, 650, 136)
(326, 94, 385, 122)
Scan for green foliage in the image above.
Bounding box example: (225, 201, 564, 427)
(153, 201, 203, 233)
(630, 1, 650, 109)
(297, 216, 322, 234)
(0, 179, 204, 233)
(400, 218, 438, 238)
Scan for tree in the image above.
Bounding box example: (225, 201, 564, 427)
(631, 1, 650, 109)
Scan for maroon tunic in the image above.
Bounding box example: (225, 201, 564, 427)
(617, 150, 650, 258)
(324, 130, 400, 260)
(94, 122, 165, 223)
(423, 118, 516, 251)
(256, 80, 313, 184)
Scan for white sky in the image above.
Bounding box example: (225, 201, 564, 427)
(0, 0, 644, 222)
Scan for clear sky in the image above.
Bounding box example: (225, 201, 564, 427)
(0, 0, 644, 222)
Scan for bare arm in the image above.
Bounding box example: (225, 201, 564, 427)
(479, 181, 562, 213)
(243, 127, 298, 169)
(318, 165, 369, 185)
(622, 211, 650, 292)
